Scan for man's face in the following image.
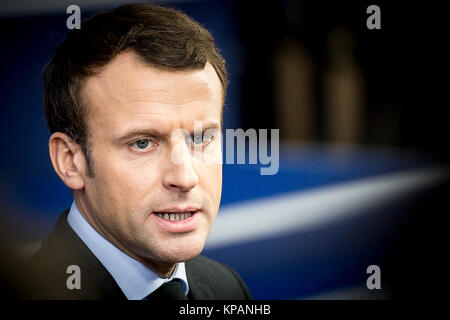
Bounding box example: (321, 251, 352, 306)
(78, 51, 223, 265)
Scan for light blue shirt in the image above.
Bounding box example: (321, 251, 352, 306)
(67, 202, 189, 300)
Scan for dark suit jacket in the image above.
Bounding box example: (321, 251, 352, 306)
(25, 210, 252, 300)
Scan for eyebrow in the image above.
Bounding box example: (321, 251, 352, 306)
(116, 121, 221, 143)
(116, 129, 168, 144)
(195, 121, 221, 132)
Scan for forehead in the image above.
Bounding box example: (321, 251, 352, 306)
(81, 50, 223, 134)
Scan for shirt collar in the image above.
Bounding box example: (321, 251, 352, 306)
(67, 201, 189, 300)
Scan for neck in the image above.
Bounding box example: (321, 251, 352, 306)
(138, 258, 177, 279)
(73, 195, 177, 279)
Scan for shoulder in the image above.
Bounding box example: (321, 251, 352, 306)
(186, 255, 252, 300)
(25, 211, 123, 300)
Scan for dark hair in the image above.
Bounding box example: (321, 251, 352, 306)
(43, 3, 227, 176)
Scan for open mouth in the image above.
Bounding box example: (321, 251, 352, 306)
(153, 211, 197, 221)
(151, 209, 200, 232)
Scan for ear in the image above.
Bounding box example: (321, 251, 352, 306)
(48, 132, 87, 190)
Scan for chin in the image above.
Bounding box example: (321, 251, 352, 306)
(155, 243, 204, 264)
(148, 232, 208, 264)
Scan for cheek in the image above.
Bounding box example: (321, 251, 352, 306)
(91, 152, 161, 208)
(113, 168, 161, 211)
(199, 163, 222, 206)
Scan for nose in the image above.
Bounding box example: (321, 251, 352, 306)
(163, 144, 199, 192)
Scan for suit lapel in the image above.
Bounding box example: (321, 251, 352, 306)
(42, 211, 127, 300)
(185, 260, 215, 300)
(187, 281, 214, 300)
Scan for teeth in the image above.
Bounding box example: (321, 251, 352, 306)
(156, 212, 193, 221)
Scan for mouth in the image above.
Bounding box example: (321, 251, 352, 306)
(153, 211, 198, 221)
(151, 208, 201, 233)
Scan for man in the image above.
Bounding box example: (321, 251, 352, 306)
(26, 3, 252, 300)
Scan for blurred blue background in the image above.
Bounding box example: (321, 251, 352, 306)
(0, 0, 448, 299)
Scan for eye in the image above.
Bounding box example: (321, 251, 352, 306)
(185, 133, 214, 145)
(130, 139, 156, 152)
